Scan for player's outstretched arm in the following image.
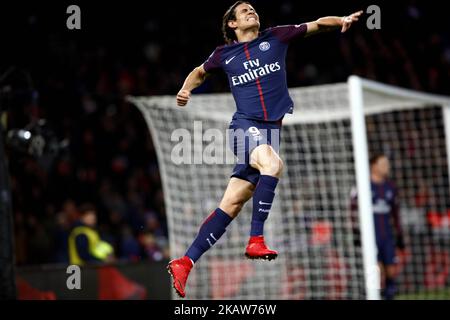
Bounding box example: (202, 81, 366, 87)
(305, 10, 363, 37)
(176, 64, 208, 107)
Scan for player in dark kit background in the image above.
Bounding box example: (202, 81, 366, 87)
(351, 154, 405, 299)
(369, 155, 405, 299)
(168, 1, 363, 298)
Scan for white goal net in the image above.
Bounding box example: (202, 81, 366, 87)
(128, 76, 450, 300)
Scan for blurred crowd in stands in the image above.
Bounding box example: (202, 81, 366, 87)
(2, 0, 449, 265)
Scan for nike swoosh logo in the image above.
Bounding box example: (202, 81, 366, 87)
(259, 201, 272, 205)
(225, 56, 236, 64)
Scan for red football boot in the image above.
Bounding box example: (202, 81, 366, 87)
(167, 256, 193, 298)
(245, 235, 278, 261)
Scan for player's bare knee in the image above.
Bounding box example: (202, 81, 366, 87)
(385, 265, 397, 279)
(251, 145, 283, 177)
(259, 158, 283, 177)
(275, 158, 284, 176)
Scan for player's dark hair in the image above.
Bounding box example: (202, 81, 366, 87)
(222, 1, 251, 44)
(369, 154, 386, 166)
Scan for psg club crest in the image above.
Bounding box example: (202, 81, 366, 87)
(259, 41, 270, 51)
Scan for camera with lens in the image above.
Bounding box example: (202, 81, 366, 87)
(1, 67, 69, 158)
(6, 119, 68, 157)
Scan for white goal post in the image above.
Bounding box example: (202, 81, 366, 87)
(128, 76, 450, 300)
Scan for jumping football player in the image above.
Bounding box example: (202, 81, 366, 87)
(168, 1, 362, 298)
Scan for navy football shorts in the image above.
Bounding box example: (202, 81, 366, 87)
(377, 239, 397, 265)
(228, 117, 282, 186)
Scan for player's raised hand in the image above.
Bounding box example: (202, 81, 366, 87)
(341, 10, 363, 33)
(176, 89, 191, 107)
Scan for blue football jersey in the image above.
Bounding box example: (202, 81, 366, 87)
(350, 180, 403, 243)
(371, 180, 399, 242)
(203, 24, 307, 121)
